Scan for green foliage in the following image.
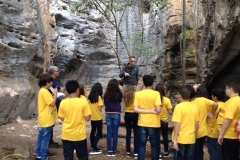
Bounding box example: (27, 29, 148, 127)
(185, 51, 191, 57)
(179, 29, 194, 42)
(129, 32, 166, 75)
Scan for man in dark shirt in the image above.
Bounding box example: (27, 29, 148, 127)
(119, 56, 139, 86)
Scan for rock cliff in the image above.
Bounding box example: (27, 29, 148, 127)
(0, 0, 240, 124)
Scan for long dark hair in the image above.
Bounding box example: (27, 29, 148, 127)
(79, 84, 85, 96)
(88, 83, 103, 103)
(155, 84, 165, 103)
(123, 84, 135, 107)
(196, 85, 209, 98)
(104, 79, 122, 101)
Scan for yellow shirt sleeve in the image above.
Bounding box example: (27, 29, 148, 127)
(172, 104, 181, 123)
(83, 102, 91, 117)
(42, 89, 54, 106)
(224, 100, 237, 120)
(58, 100, 65, 119)
(166, 98, 173, 109)
(156, 92, 161, 106)
(98, 96, 103, 106)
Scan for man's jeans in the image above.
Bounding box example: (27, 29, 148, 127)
(160, 120, 169, 152)
(124, 112, 138, 154)
(207, 137, 222, 160)
(106, 114, 120, 152)
(138, 126, 160, 160)
(194, 136, 206, 160)
(90, 120, 103, 149)
(36, 126, 53, 160)
(174, 144, 195, 160)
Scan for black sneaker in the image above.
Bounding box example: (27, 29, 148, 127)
(159, 154, 163, 160)
(49, 142, 59, 148)
(107, 151, 112, 156)
(126, 152, 131, 157)
(89, 148, 102, 155)
(48, 151, 55, 157)
(163, 152, 172, 157)
(35, 158, 41, 160)
(94, 147, 102, 152)
(134, 153, 138, 159)
(112, 151, 117, 157)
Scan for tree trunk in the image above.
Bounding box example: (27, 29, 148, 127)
(182, 0, 186, 85)
(196, 0, 215, 83)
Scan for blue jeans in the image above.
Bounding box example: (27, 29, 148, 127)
(194, 136, 206, 160)
(124, 112, 138, 154)
(138, 126, 160, 160)
(160, 120, 169, 152)
(36, 126, 53, 160)
(106, 114, 120, 152)
(207, 137, 222, 160)
(174, 143, 195, 160)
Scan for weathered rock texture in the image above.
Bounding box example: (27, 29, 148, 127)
(0, 0, 58, 125)
(0, 0, 240, 124)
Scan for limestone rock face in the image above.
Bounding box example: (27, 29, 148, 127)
(0, 0, 58, 125)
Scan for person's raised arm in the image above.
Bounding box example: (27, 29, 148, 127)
(50, 88, 57, 106)
(208, 102, 218, 118)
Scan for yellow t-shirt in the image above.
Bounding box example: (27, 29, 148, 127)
(159, 97, 172, 123)
(191, 97, 214, 138)
(125, 93, 135, 113)
(80, 95, 88, 101)
(58, 97, 91, 141)
(223, 96, 240, 139)
(90, 96, 103, 121)
(216, 102, 225, 132)
(134, 89, 161, 128)
(38, 88, 57, 127)
(172, 102, 199, 144)
(207, 101, 222, 138)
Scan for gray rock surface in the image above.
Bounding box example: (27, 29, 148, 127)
(1, 0, 240, 124)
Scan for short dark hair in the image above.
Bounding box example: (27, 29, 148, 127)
(186, 85, 196, 99)
(177, 86, 190, 100)
(211, 88, 225, 101)
(65, 80, 80, 94)
(196, 85, 209, 98)
(225, 79, 240, 94)
(129, 56, 135, 59)
(38, 74, 53, 87)
(143, 75, 153, 87)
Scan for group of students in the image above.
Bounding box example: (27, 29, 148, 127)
(35, 72, 240, 160)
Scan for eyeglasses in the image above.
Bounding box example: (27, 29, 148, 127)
(55, 70, 59, 72)
(131, 61, 136, 62)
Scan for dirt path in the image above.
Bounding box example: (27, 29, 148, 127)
(0, 117, 209, 160)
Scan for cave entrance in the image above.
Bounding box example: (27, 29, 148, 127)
(207, 52, 240, 100)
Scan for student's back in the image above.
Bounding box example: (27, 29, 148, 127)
(172, 101, 199, 144)
(59, 97, 90, 141)
(135, 89, 160, 128)
(159, 96, 172, 123)
(191, 97, 213, 138)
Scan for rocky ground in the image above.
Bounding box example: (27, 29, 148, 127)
(0, 116, 210, 160)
